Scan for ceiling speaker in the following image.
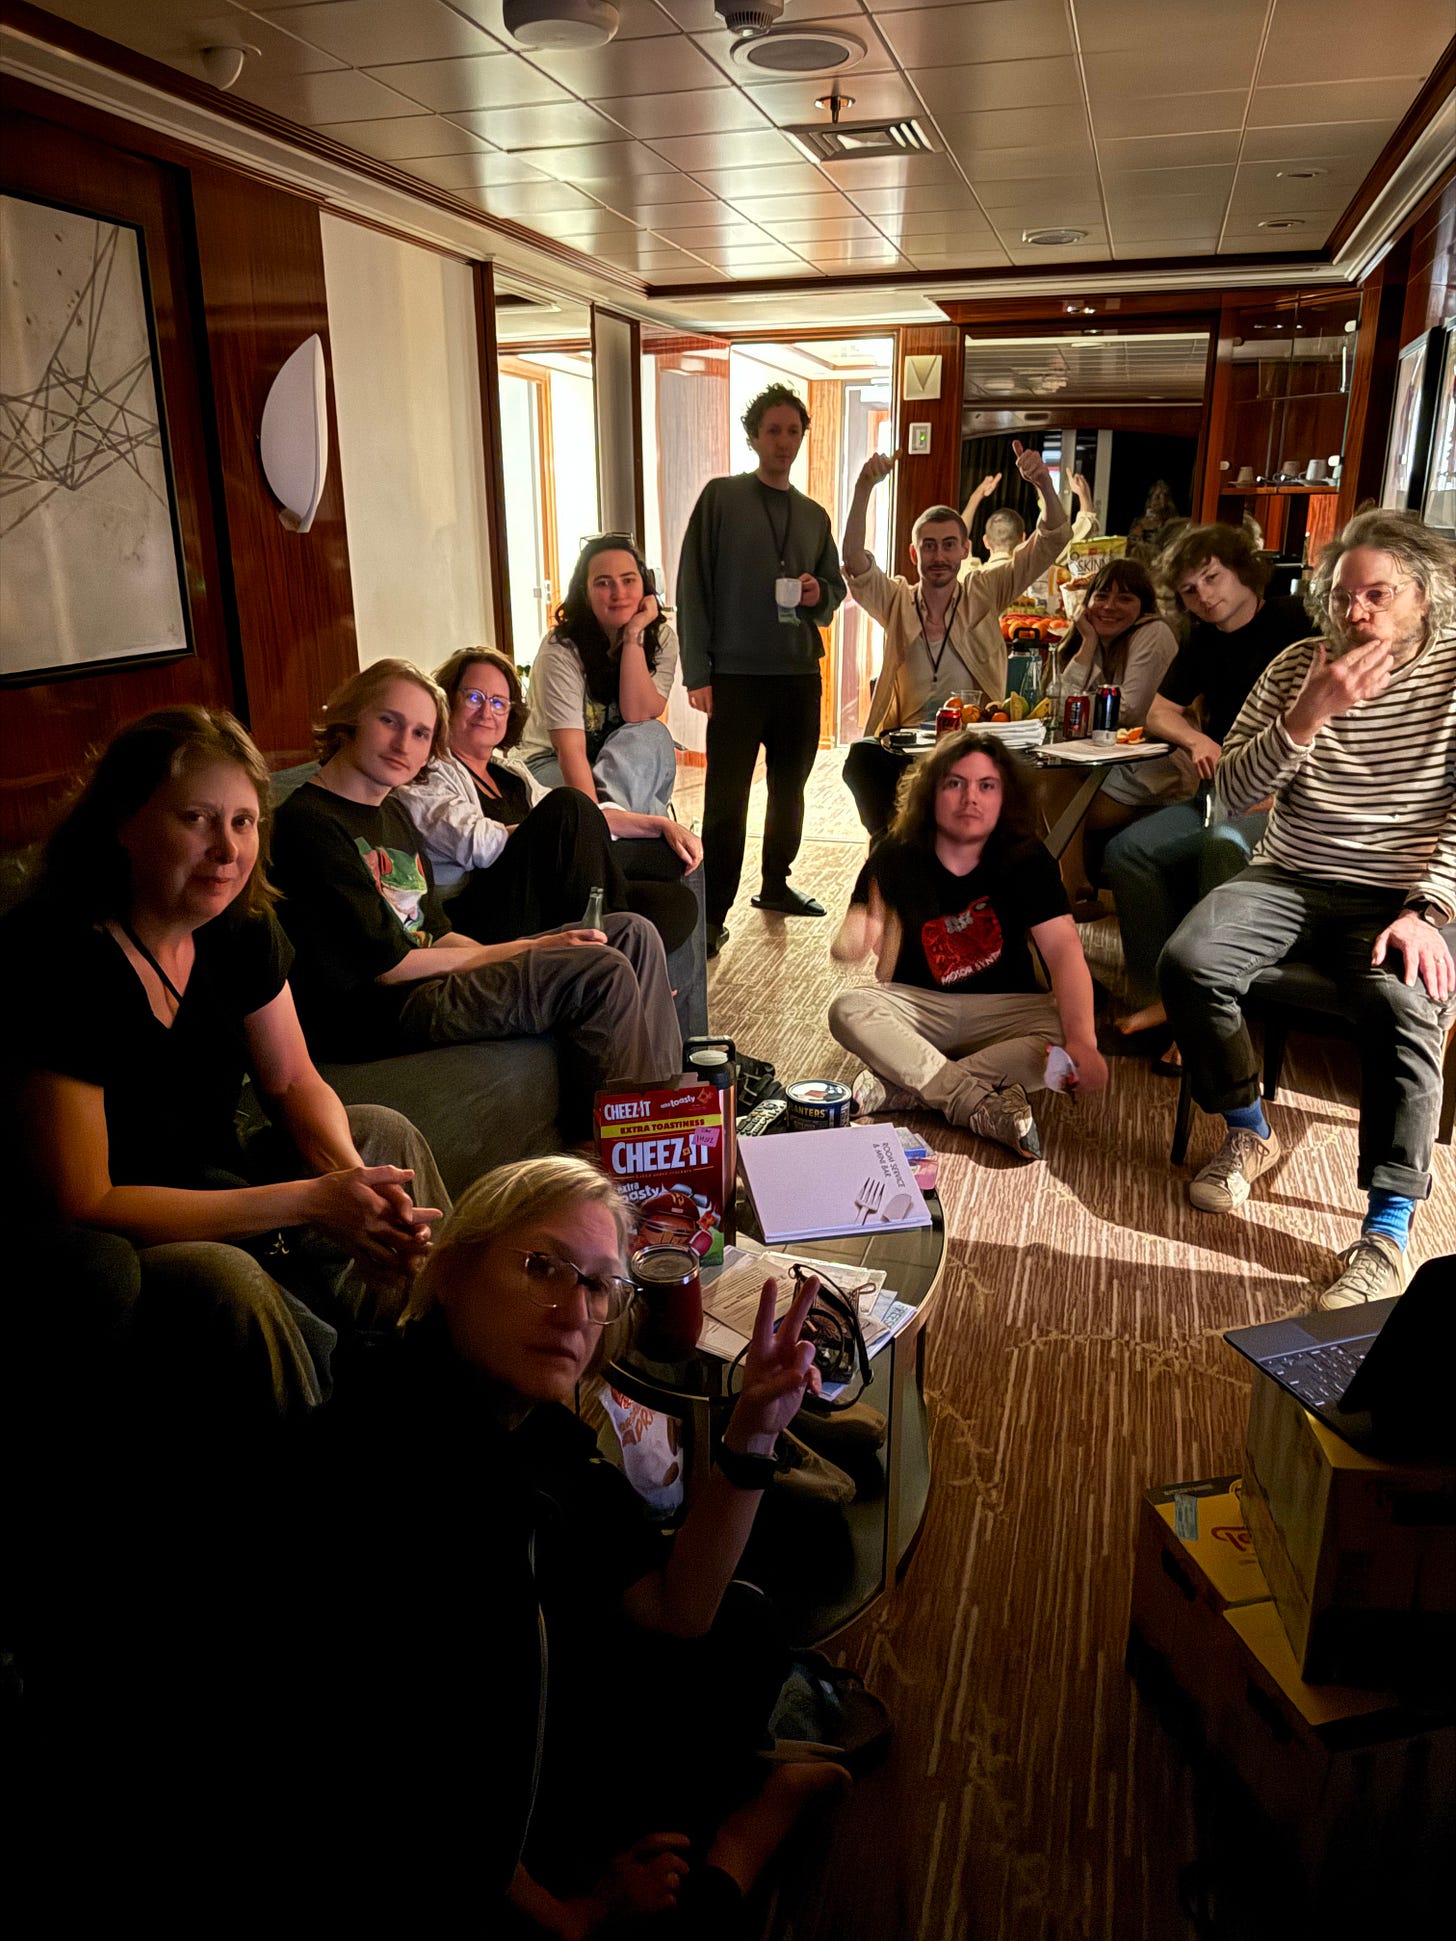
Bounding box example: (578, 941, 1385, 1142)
(503, 0, 620, 49)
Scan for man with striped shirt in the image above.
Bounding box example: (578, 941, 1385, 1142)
(1161, 510, 1456, 1306)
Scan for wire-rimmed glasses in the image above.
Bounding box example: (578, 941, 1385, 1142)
(510, 1249, 634, 1326)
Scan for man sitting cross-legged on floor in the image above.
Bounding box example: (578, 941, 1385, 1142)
(839, 441, 1069, 842)
(271, 659, 682, 1142)
(1160, 510, 1456, 1305)
(829, 729, 1107, 1160)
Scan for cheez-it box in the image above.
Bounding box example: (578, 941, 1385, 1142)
(595, 1076, 734, 1264)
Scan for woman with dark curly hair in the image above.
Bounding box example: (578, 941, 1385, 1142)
(520, 533, 687, 825)
(829, 730, 1107, 1159)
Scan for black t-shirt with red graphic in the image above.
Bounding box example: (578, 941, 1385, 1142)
(851, 838, 1069, 992)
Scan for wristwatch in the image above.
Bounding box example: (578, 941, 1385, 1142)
(1405, 898, 1452, 928)
(714, 1441, 779, 1491)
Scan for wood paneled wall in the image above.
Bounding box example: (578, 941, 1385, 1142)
(1401, 170, 1456, 342)
(189, 164, 357, 766)
(891, 325, 965, 577)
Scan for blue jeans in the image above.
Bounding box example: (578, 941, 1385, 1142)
(526, 718, 677, 818)
(1102, 787, 1268, 1007)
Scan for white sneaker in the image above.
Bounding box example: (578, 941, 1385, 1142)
(962, 1082, 1042, 1161)
(1317, 1234, 1409, 1310)
(851, 1069, 918, 1118)
(1188, 1124, 1282, 1212)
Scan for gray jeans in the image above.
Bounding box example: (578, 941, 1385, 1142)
(1159, 865, 1456, 1198)
(398, 911, 682, 1134)
(829, 983, 1064, 1126)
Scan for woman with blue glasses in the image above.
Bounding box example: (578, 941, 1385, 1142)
(401, 645, 695, 952)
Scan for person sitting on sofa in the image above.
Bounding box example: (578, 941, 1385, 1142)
(829, 729, 1107, 1160)
(10, 704, 447, 1411)
(398, 645, 698, 955)
(519, 533, 681, 820)
(270, 659, 681, 1139)
(839, 441, 1070, 840)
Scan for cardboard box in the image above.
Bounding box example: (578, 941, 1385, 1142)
(595, 1075, 734, 1264)
(1242, 1372, 1456, 1688)
(1128, 1476, 1456, 1894)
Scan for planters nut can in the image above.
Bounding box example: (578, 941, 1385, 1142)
(785, 1079, 853, 1130)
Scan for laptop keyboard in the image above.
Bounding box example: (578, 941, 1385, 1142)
(1270, 1340, 1369, 1408)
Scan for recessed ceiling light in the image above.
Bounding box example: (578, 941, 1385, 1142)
(1276, 167, 1327, 181)
(1257, 217, 1307, 231)
(1023, 227, 1087, 247)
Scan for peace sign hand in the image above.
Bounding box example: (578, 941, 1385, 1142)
(724, 1274, 821, 1454)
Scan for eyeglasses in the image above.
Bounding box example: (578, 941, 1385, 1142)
(511, 1249, 634, 1325)
(1329, 581, 1410, 615)
(462, 690, 511, 714)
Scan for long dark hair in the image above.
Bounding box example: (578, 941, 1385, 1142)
(552, 534, 664, 706)
(34, 706, 277, 923)
(1071, 557, 1159, 688)
(888, 729, 1036, 863)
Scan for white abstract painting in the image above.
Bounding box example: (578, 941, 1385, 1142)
(0, 193, 188, 679)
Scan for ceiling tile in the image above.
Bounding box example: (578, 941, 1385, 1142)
(1230, 158, 1364, 199)
(979, 199, 1107, 234)
(230, 64, 419, 122)
(404, 149, 550, 188)
(726, 191, 857, 221)
(454, 100, 620, 147)
(524, 34, 724, 96)
(1237, 120, 1396, 163)
(877, 0, 1075, 68)
(863, 204, 996, 238)
(655, 223, 773, 249)
(646, 127, 801, 171)
(1110, 211, 1230, 243)
(614, 198, 736, 227)
(368, 53, 569, 112)
(1258, 0, 1454, 86)
(739, 70, 925, 125)
(693, 242, 811, 268)
(598, 88, 769, 139)
(808, 247, 910, 272)
(1101, 189, 1230, 220)
(1102, 164, 1236, 198)
(543, 206, 648, 238)
(1082, 45, 1258, 99)
(524, 140, 670, 182)
(907, 56, 1084, 117)
(58, 2, 347, 78)
(771, 214, 882, 243)
(646, 265, 732, 282)
(972, 171, 1090, 211)
(848, 182, 983, 216)
(1092, 91, 1245, 141)
(1074, 0, 1269, 52)
(689, 161, 832, 199)
(313, 113, 490, 160)
(961, 144, 1095, 182)
(1098, 131, 1243, 169)
(935, 107, 1093, 156)
(1218, 227, 1334, 251)
(1247, 78, 1425, 127)
(475, 178, 608, 215)
(1122, 237, 1224, 258)
(599, 172, 715, 204)
(453, 0, 674, 37)
(258, 0, 499, 66)
(652, 0, 742, 27)
(1223, 201, 1343, 233)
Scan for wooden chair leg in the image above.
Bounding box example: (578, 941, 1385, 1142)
(1171, 1070, 1194, 1167)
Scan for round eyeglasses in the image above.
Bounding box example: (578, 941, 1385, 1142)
(1329, 581, 1409, 616)
(462, 690, 511, 713)
(511, 1249, 634, 1325)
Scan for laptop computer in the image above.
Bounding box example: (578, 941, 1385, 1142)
(1223, 1255, 1455, 1461)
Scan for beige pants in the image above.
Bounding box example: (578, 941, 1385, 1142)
(829, 983, 1064, 1126)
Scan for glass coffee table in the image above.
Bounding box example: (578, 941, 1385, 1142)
(606, 1183, 947, 1643)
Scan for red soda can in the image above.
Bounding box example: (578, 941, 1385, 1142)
(1062, 692, 1091, 739)
(1092, 684, 1121, 744)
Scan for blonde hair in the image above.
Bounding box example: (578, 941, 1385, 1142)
(312, 658, 451, 765)
(403, 1155, 631, 1360)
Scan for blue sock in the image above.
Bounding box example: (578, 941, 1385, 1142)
(1224, 1100, 1270, 1139)
(1362, 1191, 1413, 1250)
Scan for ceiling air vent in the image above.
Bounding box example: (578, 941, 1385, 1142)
(784, 117, 937, 163)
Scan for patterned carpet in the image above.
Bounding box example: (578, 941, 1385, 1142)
(675, 750, 1455, 1941)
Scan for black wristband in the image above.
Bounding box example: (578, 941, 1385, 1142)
(714, 1442, 778, 1492)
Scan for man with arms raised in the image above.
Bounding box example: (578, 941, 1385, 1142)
(962, 467, 1098, 571)
(840, 441, 1069, 841)
(1160, 511, 1456, 1304)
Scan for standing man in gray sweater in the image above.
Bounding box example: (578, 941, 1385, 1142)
(677, 384, 847, 956)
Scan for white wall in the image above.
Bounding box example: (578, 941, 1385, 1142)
(320, 214, 492, 669)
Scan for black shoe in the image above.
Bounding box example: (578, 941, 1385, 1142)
(706, 921, 729, 958)
(752, 886, 825, 917)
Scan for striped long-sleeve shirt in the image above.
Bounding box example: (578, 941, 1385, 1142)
(1216, 628, 1456, 914)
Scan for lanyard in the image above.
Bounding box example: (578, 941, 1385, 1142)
(913, 583, 963, 683)
(757, 481, 794, 568)
(119, 919, 186, 1008)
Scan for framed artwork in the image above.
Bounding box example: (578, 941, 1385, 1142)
(1421, 318, 1456, 538)
(0, 191, 192, 683)
(1380, 327, 1442, 510)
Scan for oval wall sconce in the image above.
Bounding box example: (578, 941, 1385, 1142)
(260, 335, 328, 533)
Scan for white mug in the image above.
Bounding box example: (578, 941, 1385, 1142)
(1306, 458, 1330, 481)
(1234, 466, 1256, 487)
(775, 575, 801, 613)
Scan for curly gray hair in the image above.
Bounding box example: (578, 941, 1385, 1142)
(1306, 509, 1456, 639)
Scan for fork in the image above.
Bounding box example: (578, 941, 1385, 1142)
(855, 1178, 885, 1224)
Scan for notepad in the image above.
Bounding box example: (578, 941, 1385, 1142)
(737, 1125, 932, 1244)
